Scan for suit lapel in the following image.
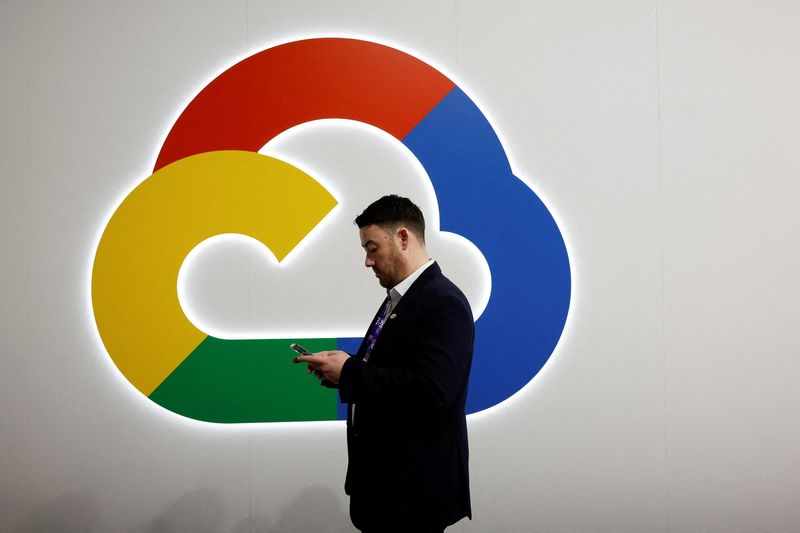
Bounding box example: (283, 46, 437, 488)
(365, 262, 442, 355)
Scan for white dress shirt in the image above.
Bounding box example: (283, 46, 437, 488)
(387, 258, 434, 313)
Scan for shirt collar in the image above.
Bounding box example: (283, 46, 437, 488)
(388, 259, 434, 308)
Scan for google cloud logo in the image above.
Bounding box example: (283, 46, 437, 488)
(91, 38, 571, 424)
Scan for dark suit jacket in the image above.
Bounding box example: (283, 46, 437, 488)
(339, 262, 474, 529)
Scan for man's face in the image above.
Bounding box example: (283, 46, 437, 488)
(359, 224, 403, 289)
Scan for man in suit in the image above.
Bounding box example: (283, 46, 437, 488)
(295, 195, 474, 532)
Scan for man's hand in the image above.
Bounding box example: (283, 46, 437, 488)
(293, 350, 350, 384)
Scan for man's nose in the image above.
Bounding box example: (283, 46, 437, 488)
(365, 256, 375, 267)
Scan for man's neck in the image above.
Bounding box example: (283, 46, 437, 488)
(397, 251, 429, 283)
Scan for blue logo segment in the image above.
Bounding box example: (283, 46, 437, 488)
(402, 87, 571, 413)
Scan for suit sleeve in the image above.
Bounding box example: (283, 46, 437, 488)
(338, 291, 474, 419)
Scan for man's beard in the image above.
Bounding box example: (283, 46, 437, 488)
(376, 245, 403, 288)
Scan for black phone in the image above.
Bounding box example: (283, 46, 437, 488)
(290, 343, 313, 356)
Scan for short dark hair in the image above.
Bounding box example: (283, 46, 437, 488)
(354, 195, 426, 243)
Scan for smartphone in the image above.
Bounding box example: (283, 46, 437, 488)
(290, 343, 313, 356)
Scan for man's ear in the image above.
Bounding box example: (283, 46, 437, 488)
(397, 227, 410, 250)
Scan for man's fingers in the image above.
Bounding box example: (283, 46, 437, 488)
(294, 355, 326, 371)
(293, 353, 336, 381)
(294, 351, 339, 364)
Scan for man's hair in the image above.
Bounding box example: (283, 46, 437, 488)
(354, 195, 426, 243)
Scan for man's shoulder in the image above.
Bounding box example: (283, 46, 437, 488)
(414, 266, 472, 314)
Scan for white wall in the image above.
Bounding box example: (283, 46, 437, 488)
(2, 1, 798, 531)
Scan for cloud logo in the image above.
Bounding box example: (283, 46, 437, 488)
(92, 38, 571, 423)
(178, 120, 492, 340)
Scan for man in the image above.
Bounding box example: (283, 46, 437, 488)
(295, 195, 474, 532)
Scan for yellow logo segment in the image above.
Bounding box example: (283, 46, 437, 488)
(92, 151, 338, 396)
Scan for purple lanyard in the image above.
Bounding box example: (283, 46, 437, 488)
(363, 297, 392, 362)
